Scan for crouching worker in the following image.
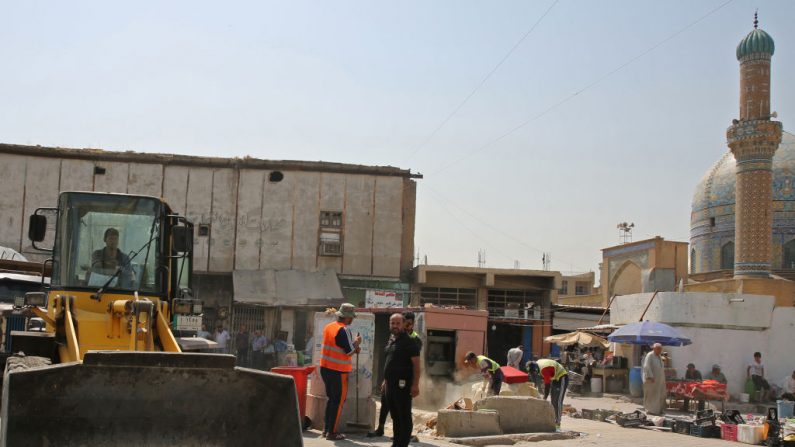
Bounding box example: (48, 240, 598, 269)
(529, 359, 568, 429)
(464, 351, 504, 396)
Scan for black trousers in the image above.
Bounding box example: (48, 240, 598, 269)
(386, 381, 413, 447)
(320, 367, 348, 434)
(550, 375, 569, 425)
(490, 369, 504, 396)
(377, 391, 389, 430)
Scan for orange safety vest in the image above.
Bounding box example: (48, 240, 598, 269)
(319, 321, 353, 372)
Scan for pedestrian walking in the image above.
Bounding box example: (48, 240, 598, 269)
(530, 359, 569, 429)
(642, 343, 667, 415)
(464, 352, 504, 396)
(382, 313, 420, 447)
(319, 303, 361, 441)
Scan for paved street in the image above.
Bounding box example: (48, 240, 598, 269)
(303, 394, 739, 447)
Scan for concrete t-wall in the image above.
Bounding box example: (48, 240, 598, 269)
(0, 149, 416, 280)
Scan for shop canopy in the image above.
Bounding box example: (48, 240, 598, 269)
(544, 331, 610, 348)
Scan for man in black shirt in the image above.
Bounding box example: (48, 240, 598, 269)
(370, 311, 423, 439)
(382, 313, 420, 447)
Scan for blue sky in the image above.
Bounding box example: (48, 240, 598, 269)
(2, 1, 794, 276)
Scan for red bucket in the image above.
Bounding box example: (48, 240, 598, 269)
(271, 366, 316, 429)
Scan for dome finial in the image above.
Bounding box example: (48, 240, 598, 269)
(754, 10, 758, 29)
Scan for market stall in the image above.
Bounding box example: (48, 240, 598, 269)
(666, 380, 729, 411)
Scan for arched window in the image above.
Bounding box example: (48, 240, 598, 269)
(690, 249, 696, 274)
(720, 242, 734, 270)
(783, 239, 795, 269)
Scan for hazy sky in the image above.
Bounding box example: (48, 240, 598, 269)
(2, 1, 794, 276)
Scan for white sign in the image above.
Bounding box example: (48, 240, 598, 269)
(365, 289, 402, 308)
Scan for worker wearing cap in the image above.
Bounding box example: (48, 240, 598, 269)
(464, 352, 504, 396)
(319, 303, 361, 441)
(531, 359, 569, 428)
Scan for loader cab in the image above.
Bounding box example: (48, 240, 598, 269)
(29, 191, 192, 300)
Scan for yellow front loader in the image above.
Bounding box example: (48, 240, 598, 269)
(1, 192, 302, 446)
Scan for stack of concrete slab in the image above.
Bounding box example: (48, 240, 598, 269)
(435, 396, 556, 438)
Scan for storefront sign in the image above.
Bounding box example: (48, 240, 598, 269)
(365, 289, 402, 308)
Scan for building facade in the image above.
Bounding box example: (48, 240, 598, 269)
(0, 144, 420, 349)
(411, 265, 560, 364)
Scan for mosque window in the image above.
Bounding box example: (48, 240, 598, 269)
(783, 239, 795, 269)
(720, 242, 734, 270)
(690, 249, 696, 274)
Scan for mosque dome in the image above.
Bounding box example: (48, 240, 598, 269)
(690, 132, 795, 273)
(736, 27, 775, 60)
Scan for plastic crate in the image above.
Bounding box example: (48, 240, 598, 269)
(690, 424, 721, 438)
(616, 411, 647, 427)
(721, 423, 738, 441)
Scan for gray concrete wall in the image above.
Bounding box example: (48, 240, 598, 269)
(0, 151, 413, 280)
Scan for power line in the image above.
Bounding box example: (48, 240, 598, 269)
(425, 184, 587, 272)
(402, 0, 560, 163)
(428, 0, 735, 175)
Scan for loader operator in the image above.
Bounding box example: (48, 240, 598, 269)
(90, 227, 134, 288)
(319, 303, 361, 441)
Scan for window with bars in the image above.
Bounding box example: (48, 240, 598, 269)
(419, 287, 477, 308)
(558, 281, 568, 296)
(575, 281, 590, 295)
(319, 211, 343, 256)
(320, 211, 343, 228)
(487, 289, 544, 319)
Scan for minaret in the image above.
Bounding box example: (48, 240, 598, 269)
(727, 13, 782, 278)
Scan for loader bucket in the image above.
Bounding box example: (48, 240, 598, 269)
(1, 351, 303, 447)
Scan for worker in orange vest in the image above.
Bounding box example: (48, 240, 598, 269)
(319, 303, 361, 441)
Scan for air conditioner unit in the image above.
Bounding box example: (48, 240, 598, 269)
(319, 241, 342, 256)
(504, 308, 519, 318)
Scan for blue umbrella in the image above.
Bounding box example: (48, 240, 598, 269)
(607, 321, 692, 346)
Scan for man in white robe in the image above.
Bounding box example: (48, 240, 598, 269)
(642, 343, 667, 415)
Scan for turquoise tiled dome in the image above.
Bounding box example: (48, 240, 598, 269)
(736, 28, 775, 60)
(690, 132, 795, 273)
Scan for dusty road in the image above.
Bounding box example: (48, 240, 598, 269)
(303, 394, 740, 447)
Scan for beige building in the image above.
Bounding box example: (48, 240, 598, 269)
(554, 237, 688, 309)
(411, 265, 560, 363)
(0, 144, 420, 349)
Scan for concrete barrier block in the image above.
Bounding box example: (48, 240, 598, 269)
(473, 396, 556, 433)
(436, 410, 502, 438)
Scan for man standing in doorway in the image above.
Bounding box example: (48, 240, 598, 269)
(383, 313, 420, 447)
(319, 303, 361, 441)
(464, 352, 504, 396)
(642, 343, 667, 415)
(507, 345, 524, 370)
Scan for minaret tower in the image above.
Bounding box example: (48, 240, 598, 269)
(727, 13, 782, 278)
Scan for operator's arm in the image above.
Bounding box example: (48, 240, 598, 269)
(543, 382, 551, 400)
